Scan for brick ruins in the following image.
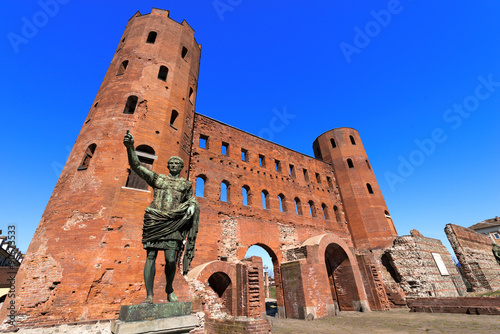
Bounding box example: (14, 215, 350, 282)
(0, 9, 478, 332)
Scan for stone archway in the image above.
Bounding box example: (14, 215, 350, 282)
(207, 271, 232, 314)
(243, 243, 285, 318)
(303, 233, 369, 313)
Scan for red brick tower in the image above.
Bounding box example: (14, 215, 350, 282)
(313, 128, 397, 250)
(2, 9, 201, 326)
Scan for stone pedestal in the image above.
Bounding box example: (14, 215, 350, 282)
(111, 302, 199, 334)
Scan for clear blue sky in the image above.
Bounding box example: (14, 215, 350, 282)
(1, 1, 499, 271)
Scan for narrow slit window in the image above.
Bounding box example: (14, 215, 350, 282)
(294, 198, 302, 216)
(117, 60, 129, 75)
(330, 138, 337, 148)
(195, 176, 206, 197)
(259, 154, 265, 167)
(275, 159, 281, 173)
(146, 31, 157, 44)
(222, 142, 229, 155)
(170, 110, 179, 128)
(350, 135, 356, 145)
(220, 181, 229, 202)
(289, 164, 295, 177)
(158, 66, 168, 81)
(242, 185, 251, 206)
(261, 190, 270, 210)
(347, 159, 354, 168)
(189, 87, 194, 104)
(334, 205, 341, 222)
(308, 201, 317, 218)
(303, 168, 309, 182)
(367, 183, 374, 194)
(322, 203, 330, 220)
(78, 144, 97, 170)
(123, 95, 138, 114)
(315, 173, 321, 183)
(327, 176, 333, 189)
(278, 194, 286, 212)
(366, 160, 371, 170)
(181, 46, 188, 59)
(241, 149, 248, 162)
(199, 135, 208, 149)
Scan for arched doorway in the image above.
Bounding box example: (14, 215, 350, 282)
(244, 243, 282, 317)
(207, 271, 232, 314)
(324, 243, 360, 311)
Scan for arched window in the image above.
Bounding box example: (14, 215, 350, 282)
(308, 201, 317, 218)
(366, 160, 371, 170)
(367, 183, 374, 194)
(117, 60, 129, 75)
(158, 66, 168, 81)
(125, 145, 155, 190)
(196, 175, 207, 197)
(146, 31, 157, 44)
(170, 110, 178, 128)
(261, 190, 270, 210)
(278, 194, 286, 212)
(181, 46, 188, 59)
(347, 158, 354, 168)
(78, 144, 97, 170)
(123, 95, 138, 114)
(294, 197, 302, 216)
(330, 138, 336, 148)
(322, 203, 330, 220)
(242, 185, 251, 206)
(220, 180, 230, 202)
(350, 135, 356, 145)
(334, 205, 341, 222)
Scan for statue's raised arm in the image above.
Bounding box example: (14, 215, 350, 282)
(123, 130, 155, 185)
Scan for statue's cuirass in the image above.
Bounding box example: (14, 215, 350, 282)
(148, 174, 189, 212)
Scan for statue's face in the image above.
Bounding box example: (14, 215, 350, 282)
(168, 159, 183, 175)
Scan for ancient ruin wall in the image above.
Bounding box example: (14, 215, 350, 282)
(445, 224, 500, 291)
(385, 234, 466, 299)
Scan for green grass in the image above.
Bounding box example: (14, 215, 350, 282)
(269, 286, 276, 299)
(477, 290, 500, 297)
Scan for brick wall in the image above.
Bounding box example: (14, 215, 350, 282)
(445, 224, 500, 291)
(385, 234, 466, 299)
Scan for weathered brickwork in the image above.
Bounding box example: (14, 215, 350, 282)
(445, 224, 500, 292)
(2, 9, 403, 329)
(384, 234, 466, 299)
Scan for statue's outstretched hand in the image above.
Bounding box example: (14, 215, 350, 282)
(123, 130, 134, 148)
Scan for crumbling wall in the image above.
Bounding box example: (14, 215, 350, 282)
(445, 224, 500, 292)
(385, 233, 466, 299)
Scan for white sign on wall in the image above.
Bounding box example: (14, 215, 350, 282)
(432, 252, 450, 276)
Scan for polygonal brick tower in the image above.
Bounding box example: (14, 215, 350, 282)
(313, 128, 398, 250)
(2, 9, 201, 326)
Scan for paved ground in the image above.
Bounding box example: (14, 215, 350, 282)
(270, 308, 500, 334)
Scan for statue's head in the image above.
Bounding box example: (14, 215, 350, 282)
(167, 156, 184, 175)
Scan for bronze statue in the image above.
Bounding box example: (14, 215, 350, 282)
(124, 131, 200, 304)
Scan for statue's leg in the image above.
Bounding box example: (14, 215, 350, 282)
(164, 241, 179, 302)
(143, 248, 158, 304)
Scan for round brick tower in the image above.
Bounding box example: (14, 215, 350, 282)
(4, 9, 201, 326)
(313, 128, 397, 250)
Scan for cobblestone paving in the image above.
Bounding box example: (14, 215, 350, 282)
(270, 309, 500, 334)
